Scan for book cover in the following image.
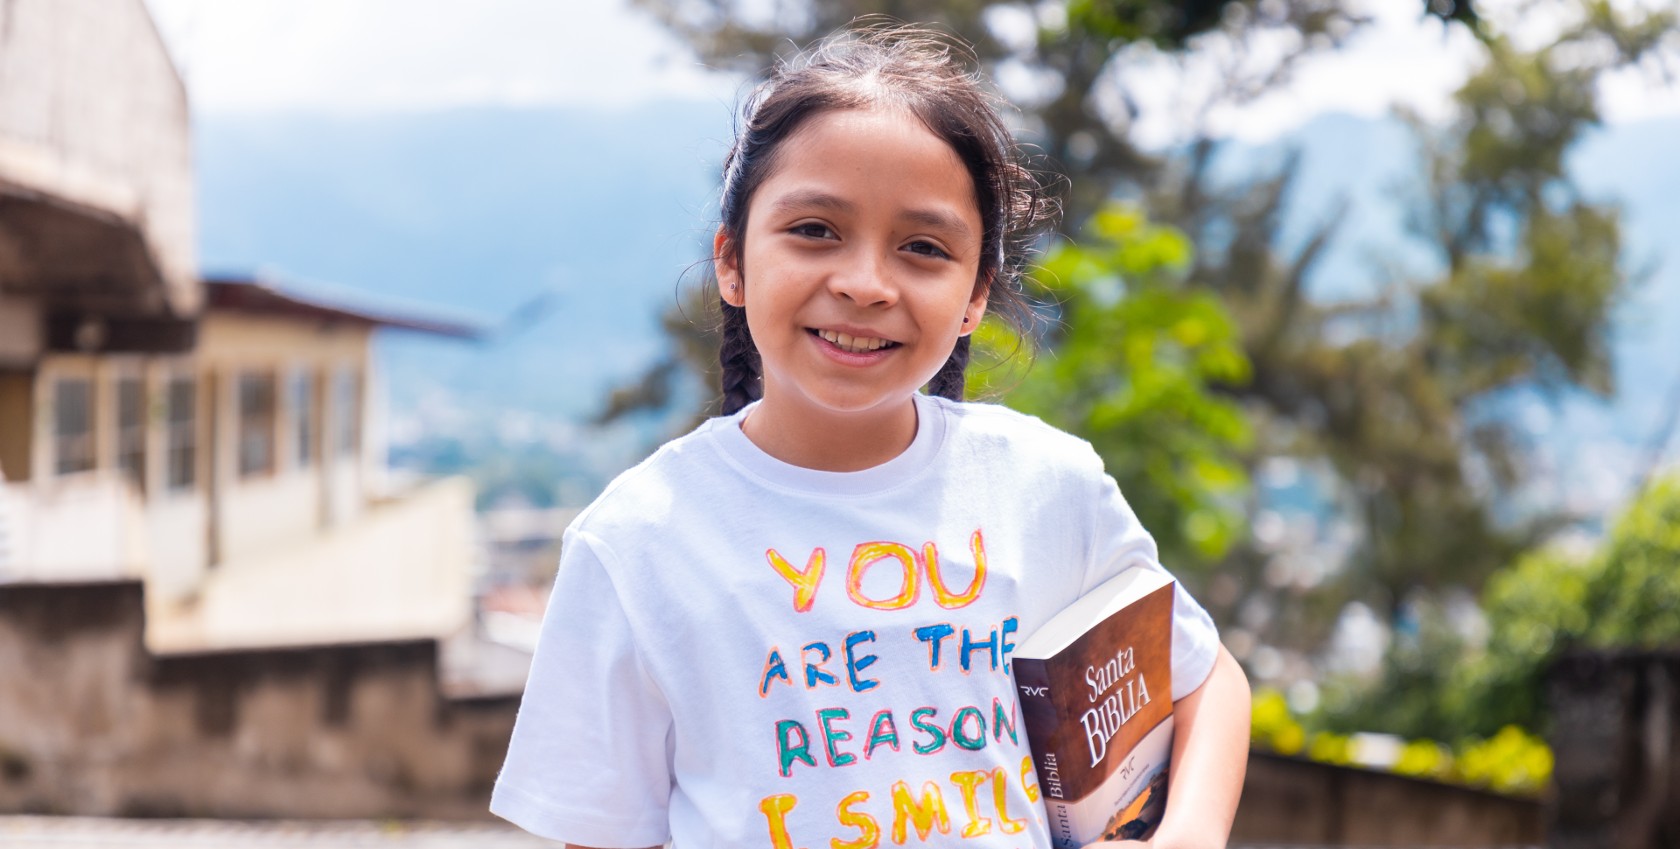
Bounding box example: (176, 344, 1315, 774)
(1013, 568, 1175, 849)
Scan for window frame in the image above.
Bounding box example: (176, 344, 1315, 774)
(164, 372, 198, 493)
(52, 376, 96, 476)
(291, 368, 316, 470)
(334, 366, 360, 459)
(114, 371, 148, 495)
(237, 370, 279, 479)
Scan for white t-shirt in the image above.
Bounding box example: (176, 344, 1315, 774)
(492, 393, 1220, 849)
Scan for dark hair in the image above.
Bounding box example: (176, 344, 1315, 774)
(715, 24, 1058, 415)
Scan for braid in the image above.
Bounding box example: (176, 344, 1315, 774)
(718, 298, 762, 415)
(927, 336, 971, 402)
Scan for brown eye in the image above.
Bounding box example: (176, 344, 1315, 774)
(791, 223, 835, 239)
(906, 240, 950, 259)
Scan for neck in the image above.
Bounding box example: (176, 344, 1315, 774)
(741, 397, 920, 472)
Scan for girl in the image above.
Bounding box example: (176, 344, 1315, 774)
(492, 25, 1251, 849)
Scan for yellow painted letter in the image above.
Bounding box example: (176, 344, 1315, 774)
(991, 767, 1028, 834)
(760, 794, 803, 849)
(948, 770, 993, 839)
(848, 542, 919, 610)
(768, 548, 826, 612)
(925, 532, 987, 609)
(889, 780, 951, 844)
(832, 791, 880, 849)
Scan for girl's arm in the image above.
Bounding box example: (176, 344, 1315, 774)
(1089, 643, 1252, 849)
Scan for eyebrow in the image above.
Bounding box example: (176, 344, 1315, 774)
(769, 189, 975, 240)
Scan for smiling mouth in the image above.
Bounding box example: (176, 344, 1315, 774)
(811, 328, 898, 354)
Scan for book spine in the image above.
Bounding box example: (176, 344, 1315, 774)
(1015, 656, 1078, 849)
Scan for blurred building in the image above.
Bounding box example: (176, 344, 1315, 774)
(0, 0, 516, 819)
(0, 0, 479, 650)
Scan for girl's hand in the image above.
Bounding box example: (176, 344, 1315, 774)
(1083, 841, 1150, 848)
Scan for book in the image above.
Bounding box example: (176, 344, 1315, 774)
(1012, 567, 1176, 849)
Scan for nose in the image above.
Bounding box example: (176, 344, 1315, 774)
(827, 245, 898, 307)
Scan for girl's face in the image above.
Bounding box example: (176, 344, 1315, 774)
(716, 107, 987, 427)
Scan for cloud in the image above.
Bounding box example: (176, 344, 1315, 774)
(145, 0, 1680, 135)
(143, 0, 739, 114)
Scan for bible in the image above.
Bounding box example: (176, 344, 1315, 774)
(1012, 567, 1176, 849)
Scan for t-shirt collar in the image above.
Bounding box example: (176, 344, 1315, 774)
(706, 392, 946, 497)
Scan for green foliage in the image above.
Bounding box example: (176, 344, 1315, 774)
(1178, 3, 1671, 673)
(1249, 688, 1305, 755)
(1316, 598, 1479, 740)
(1585, 475, 1680, 646)
(1391, 737, 1453, 781)
(628, 0, 1378, 224)
(1452, 545, 1595, 737)
(1306, 730, 1354, 766)
(1064, 0, 1229, 48)
(976, 204, 1253, 573)
(1252, 688, 1553, 796)
(1454, 476, 1680, 736)
(1455, 726, 1554, 796)
(1325, 474, 1680, 743)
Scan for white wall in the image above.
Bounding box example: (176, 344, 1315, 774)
(197, 313, 371, 566)
(0, 0, 195, 312)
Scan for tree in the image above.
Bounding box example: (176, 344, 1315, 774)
(976, 203, 1254, 577)
(1170, 10, 1661, 639)
(629, 0, 1401, 223)
(1324, 473, 1680, 741)
(1121, 2, 1675, 658)
(607, 0, 1679, 682)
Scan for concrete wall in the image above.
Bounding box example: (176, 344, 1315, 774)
(1549, 650, 1680, 849)
(0, 579, 1554, 836)
(0, 292, 41, 366)
(0, 581, 516, 819)
(0, 0, 196, 312)
(1233, 751, 1543, 846)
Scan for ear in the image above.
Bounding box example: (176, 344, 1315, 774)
(715, 228, 745, 308)
(959, 280, 989, 337)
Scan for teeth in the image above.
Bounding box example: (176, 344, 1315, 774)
(819, 329, 889, 353)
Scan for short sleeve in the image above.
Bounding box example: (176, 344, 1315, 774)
(491, 529, 675, 847)
(1084, 460, 1221, 702)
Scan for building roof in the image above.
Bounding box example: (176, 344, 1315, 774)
(205, 277, 481, 340)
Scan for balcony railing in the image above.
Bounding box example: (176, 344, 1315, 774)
(147, 476, 476, 652)
(0, 470, 148, 583)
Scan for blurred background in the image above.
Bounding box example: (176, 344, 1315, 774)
(3, 0, 1679, 846)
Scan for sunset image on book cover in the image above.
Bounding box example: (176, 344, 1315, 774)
(1012, 568, 1175, 849)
